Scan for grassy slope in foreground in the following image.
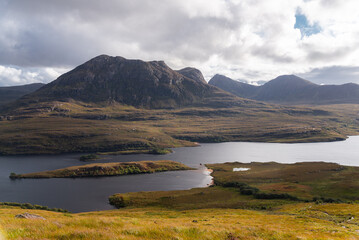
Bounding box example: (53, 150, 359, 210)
(9, 160, 193, 179)
(2, 203, 359, 239)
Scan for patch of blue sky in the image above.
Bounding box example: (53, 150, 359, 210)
(294, 13, 321, 38)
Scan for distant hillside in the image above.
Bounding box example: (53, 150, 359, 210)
(208, 74, 259, 99)
(209, 74, 359, 105)
(18, 55, 247, 109)
(0, 83, 44, 106)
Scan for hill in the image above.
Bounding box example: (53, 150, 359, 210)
(0, 83, 44, 106)
(0, 55, 358, 155)
(17, 55, 245, 109)
(209, 74, 359, 105)
(208, 74, 259, 99)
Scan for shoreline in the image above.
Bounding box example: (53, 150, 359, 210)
(9, 160, 194, 179)
(0, 135, 353, 157)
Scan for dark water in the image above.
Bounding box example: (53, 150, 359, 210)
(1, 136, 358, 212)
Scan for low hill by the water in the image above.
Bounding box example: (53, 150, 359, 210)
(209, 74, 359, 105)
(10, 160, 192, 178)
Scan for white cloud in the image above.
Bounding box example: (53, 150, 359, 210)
(0, 0, 359, 86)
(0, 65, 68, 86)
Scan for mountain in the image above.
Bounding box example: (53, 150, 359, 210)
(176, 67, 207, 84)
(0, 83, 44, 106)
(18, 55, 246, 109)
(0, 55, 358, 156)
(209, 74, 359, 105)
(208, 74, 259, 99)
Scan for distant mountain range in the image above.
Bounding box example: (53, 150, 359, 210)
(16, 55, 251, 109)
(209, 74, 359, 105)
(0, 83, 44, 106)
(3, 59, 359, 108)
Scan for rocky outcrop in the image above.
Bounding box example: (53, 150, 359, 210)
(15, 212, 46, 220)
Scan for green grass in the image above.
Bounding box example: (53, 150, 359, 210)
(0, 202, 68, 213)
(10, 160, 193, 179)
(109, 186, 295, 210)
(79, 154, 99, 161)
(206, 161, 359, 201)
(109, 161, 359, 211)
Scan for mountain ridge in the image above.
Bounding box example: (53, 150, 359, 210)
(15, 55, 253, 109)
(209, 74, 359, 104)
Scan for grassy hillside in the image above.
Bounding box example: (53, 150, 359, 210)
(2, 203, 359, 239)
(9, 160, 193, 178)
(0, 101, 358, 155)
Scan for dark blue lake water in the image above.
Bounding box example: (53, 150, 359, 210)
(1, 136, 358, 212)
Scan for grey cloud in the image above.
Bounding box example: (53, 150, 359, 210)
(0, 0, 239, 69)
(297, 66, 359, 85)
(306, 47, 353, 62)
(251, 45, 295, 63)
(1, 0, 359, 87)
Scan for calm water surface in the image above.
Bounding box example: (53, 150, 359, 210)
(1, 136, 358, 212)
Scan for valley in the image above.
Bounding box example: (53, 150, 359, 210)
(1, 55, 359, 240)
(1, 101, 358, 155)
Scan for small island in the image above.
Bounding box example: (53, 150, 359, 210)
(9, 160, 193, 179)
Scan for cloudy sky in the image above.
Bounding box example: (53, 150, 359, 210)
(1, 0, 359, 86)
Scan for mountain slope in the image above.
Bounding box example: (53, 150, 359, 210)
(209, 74, 359, 104)
(0, 83, 44, 106)
(19, 55, 247, 109)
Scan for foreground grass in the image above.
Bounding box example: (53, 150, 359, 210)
(2, 204, 359, 239)
(10, 160, 192, 179)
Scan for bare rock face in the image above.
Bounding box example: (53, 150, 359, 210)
(15, 212, 46, 220)
(17, 55, 243, 109)
(176, 67, 207, 84)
